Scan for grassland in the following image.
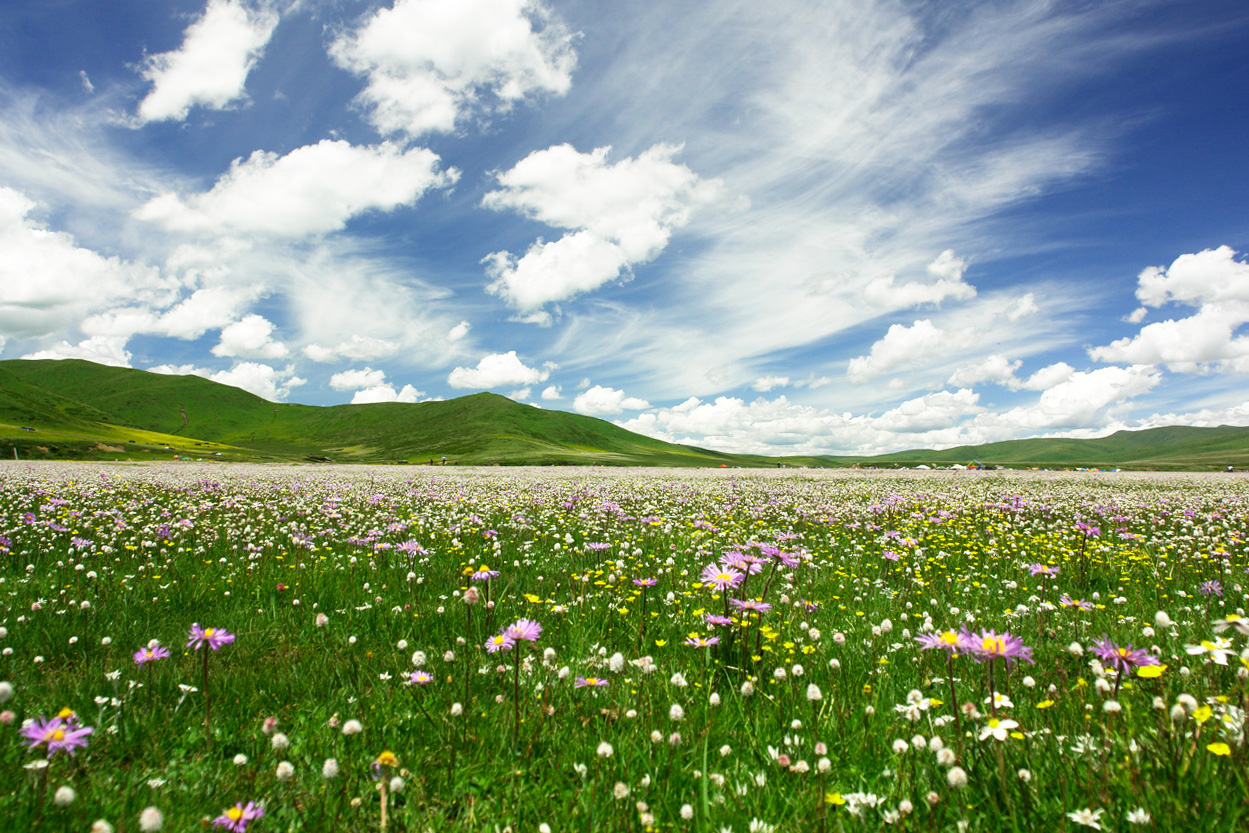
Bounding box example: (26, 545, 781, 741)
(0, 463, 1246, 832)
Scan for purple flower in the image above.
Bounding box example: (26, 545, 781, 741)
(504, 618, 542, 643)
(485, 633, 515, 653)
(574, 676, 609, 688)
(959, 628, 1034, 666)
(705, 614, 734, 627)
(1027, 563, 1058, 576)
(632, 577, 658, 587)
(915, 630, 963, 654)
(684, 635, 721, 647)
(470, 565, 499, 582)
(1199, 580, 1224, 597)
(133, 643, 171, 665)
(213, 801, 264, 832)
(729, 598, 773, 615)
(187, 624, 235, 651)
(1058, 594, 1094, 611)
(406, 670, 432, 686)
(1090, 637, 1160, 675)
(700, 563, 744, 591)
(20, 715, 93, 756)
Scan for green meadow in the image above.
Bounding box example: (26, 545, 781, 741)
(1, 463, 1246, 831)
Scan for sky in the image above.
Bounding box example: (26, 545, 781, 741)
(2, 0, 1248, 457)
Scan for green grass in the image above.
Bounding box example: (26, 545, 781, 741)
(1, 465, 1246, 831)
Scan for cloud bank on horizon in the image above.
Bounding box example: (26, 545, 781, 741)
(1, 0, 1247, 456)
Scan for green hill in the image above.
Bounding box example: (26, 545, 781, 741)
(0, 358, 1246, 469)
(0, 359, 747, 466)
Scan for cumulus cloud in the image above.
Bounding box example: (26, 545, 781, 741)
(946, 354, 1021, 388)
(135, 140, 457, 238)
(448, 320, 470, 341)
(0, 187, 173, 340)
(137, 0, 279, 123)
(875, 389, 984, 433)
(1006, 292, 1040, 321)
(540, 384, 561, 400)
(329, 367, 388, 391)
(482, 143, 726, 314)
(1090, 247, 1249, 373)
(212, 313, 288, 358)
(22, 335, 133, 367)
(846, 319, 961, 383)
(446, 350, 550, 389)
(864, 250, 976, 308)
(330, 0, 576, 139)
(152, 361, 306, 401)
(351, 383, 423, 404)
(572, 385, 650, 415)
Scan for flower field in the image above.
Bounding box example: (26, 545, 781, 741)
(1, 462, 1246, 832)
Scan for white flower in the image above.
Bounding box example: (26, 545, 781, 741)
(54, 785, 76, 806)
(1127, 807, 1152, 825)
(946, 767, 968, 788)
(680, 804, 694, 820)
(609, 652, 625, 673)
(138, 807, 164, 832)
(322, 758, 339, 779)
(669, 703, 685, 722)
(276, 761, 295, 781)
(389, 776, 404, 793)
(271, 733, 290, 752)
(597, 741, 614, 758)
(978, 718, 1019, 742)
(341, 719, 363, 736)
(1066, 807, 1104, 830)
(91, 821, 115, 833)
(0, 681, 12, 703)
(806, 683, 823, 702)
(1185, 638, 1235, 665)
(233, 754, 248, 766)
(613, 781, 630, 800)
(450, 702, 463, 717)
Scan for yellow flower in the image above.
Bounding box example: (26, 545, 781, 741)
(1207, 742, 1231, 757)
(825, 792, 846, 805)
(1036, 700, 1055, 709)
(654, 640, 667, 647)
(375, 750, 399, 768)
(1136, 664, 1165, 679)
(1193, 706, 1213, 724)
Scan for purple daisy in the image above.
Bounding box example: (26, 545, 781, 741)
(700, 563, 744, 591)
(470, 566, 500, 582)
(1027, 563, 1059, 576)
(915, 630, 963, 654)
(485, 633, 515, 653)
(729, 598, 773, 615)
(213, 801, 264, 832)
(406, 670, 433, 686)
(574, 676, 609, 688)
(1058, 594, 1094, 611)
(1091, 637, 1160, 675)
(187, 623, 236, 651)
(632, 577, 658, 587)
(959, 627, 1034, 666)
(20, 715, 94, 756)
(705, 614, 734, 627)
(133, 643, 171, 665)
(685, 635, 721, 647)
(504, 618, 542, 643)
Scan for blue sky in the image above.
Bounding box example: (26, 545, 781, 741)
(2, 0, 1248, 456)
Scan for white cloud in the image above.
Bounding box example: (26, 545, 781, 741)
(447, 350, 550, 389)
(329, 367, 388, 391)
(137, 0, 279, 123)
(22, 335, 133, 367)
(864, 250, 976, 308)
(875, 389, 984, 433)
(540, 384, 561, 400)
(1090, 247, 1249, 373)
(752, 375, 790, 392)
(448, 320, 470, 341)
(1006, 292, 1040, 322)
(482, 143, 726, 313)
(152, 361, 306, 402)
(946, 354, 1021, 388)
(135, 140, 456, 238)
(212, 313, 288, 359)
(572, 385, 650, 415)
(1018, 361, 1075, 391)
(846, 319, 955, 383)
(351, 383, 423, 404)
(330, 0, 576, 139)
(0, 187, 172, 340)
(980, 365, 1161, 433)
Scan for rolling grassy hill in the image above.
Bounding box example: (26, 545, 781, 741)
(0, 358, 1246, 469)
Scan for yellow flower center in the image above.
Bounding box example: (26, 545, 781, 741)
(226, 807, 244, 821)
(982, 637, 1004, 653)
(939, 632, 958, 645)
(204, 628, 215, 638)
(57, 707, 75, 719)
(45, 729, 65, 742)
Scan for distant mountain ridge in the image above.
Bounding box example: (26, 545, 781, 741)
(0, 359, 1246, 469)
